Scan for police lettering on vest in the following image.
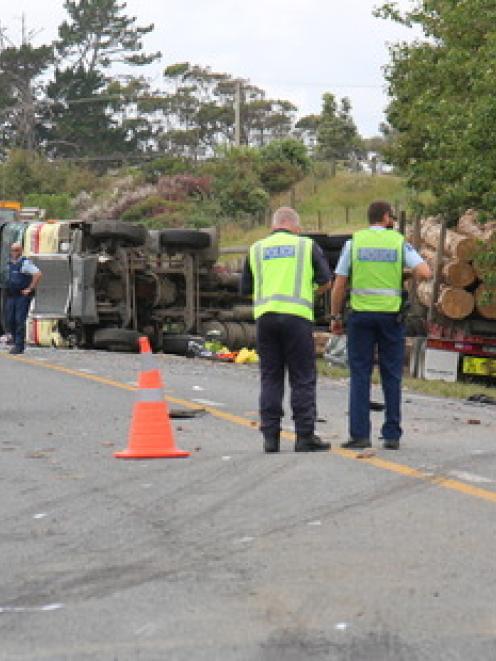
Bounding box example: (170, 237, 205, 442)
(250, 233, 315, 321)
(350, 229, 404, 313)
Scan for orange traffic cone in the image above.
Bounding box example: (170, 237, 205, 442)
(114, 337, 190, 459)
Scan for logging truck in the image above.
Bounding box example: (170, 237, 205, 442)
(406, 211, 496, 383)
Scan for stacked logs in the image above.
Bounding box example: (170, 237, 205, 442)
(408, 210, 496, 321)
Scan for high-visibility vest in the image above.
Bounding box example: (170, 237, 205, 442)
(250, 232, 315, 321)
(350, 228, 404, 313)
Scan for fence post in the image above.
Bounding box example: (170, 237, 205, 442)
(317, 210, 322, 231)
(345, 206, 350, 224)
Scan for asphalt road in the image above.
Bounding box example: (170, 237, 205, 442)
(1, 347, 496, 661)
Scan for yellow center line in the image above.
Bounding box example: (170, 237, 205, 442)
(3, 353, 496, 505)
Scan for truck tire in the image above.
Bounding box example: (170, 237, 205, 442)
(93, 328, 140, 352)
(163, 334, 203, 356)
(90, 221, 147, 247)
(160, 229, 210, 250)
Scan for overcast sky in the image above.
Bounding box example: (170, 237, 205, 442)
(1, 0, 417, 136)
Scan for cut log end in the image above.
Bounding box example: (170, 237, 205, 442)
(437, 287, 475, 320)
(442, 260, 477, 288)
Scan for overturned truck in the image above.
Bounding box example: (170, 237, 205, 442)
(0, 220, 257, 352)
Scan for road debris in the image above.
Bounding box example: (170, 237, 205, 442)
(356, 449, 377, 459)
(466, 393, 496, 405)
(466, 419, 481, 425)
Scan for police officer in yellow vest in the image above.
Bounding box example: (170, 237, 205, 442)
(241, 207, 333, 453)
(331, 201, 431, 450)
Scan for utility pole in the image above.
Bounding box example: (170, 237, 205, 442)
(234, 80, 242, 147)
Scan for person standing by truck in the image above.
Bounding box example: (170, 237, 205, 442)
(5, 242, 42, 355)
(242, 207, 333, 453)
(330, 201, 431, 450)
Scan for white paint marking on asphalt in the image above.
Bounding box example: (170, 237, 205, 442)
(222, 456, 232, 461)
(335, 622, 349, 631)
(0, 603, 64, 614)
(79, 369, 96, 374)
(448, 470, 493, 484)
(127, 381, 138, 386)
(135, 623, 157, 637)
(33, 513, 48, 520)
(192, 398, 225, 407)
(308, 520, 322, 527)
(192, 385, 204, 391)
(40, 603, 64, 611)
(236, 536, 255, 545)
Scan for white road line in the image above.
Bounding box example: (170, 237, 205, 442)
(448, 470, 493, 485)
(192, 398, 225, 407)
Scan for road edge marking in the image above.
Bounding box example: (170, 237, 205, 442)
(3, 353, 496, 505)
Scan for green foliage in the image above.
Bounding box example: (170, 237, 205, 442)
(141, 156, 194, 183)
(121, 195, 169, 221)
(0, 150, 97, 199)
(258, 138, 310, 193)
(376, 0, 496, 219)
(57, 0, 161, 71)
(260, 138, 310, 173)
(317, 93, 360, 161)
(205, 147, 269, 219)
(24, 193, 73, 219)
(473, 238, 496, 290)
(0, 43, 53, 153)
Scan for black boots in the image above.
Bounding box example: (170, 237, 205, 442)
(263, 434, 280, 453)
(295, 434, 331, 453)
(341, 438, 372, 449)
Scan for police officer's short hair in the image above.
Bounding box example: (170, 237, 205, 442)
(368, 201, 394, 225)
(272, 207, 301, 228)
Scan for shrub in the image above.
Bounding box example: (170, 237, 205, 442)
(23, 193, 73, 220)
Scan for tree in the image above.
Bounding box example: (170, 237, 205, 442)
(46, 0, 160, 159)
(258, 138, 310, 192)
(376, 0, 496, 219)
(56, 0, 160, 72)
(0, 36, 53, 153)
(316, 93, 360, 162)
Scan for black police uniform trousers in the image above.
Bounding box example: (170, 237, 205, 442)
(256, 312, 316, 438)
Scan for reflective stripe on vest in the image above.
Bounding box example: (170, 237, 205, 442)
(351, 288, 402, 297)
(252, 236, 314, 316)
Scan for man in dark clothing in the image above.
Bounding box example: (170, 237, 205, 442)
(5, 242, 42, 355)
(241, 207, 333, 453)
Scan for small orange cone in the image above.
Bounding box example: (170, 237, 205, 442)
(114, 337, 190, 459)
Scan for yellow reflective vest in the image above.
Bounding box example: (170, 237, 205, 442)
(250, 232, 315, 321)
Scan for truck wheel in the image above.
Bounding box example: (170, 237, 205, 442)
(93, 328, 140, 352)
(163, 334, 203, 356)
(160, 229, 210, 250)
(90, 221, 147, 247)
(409, 337, 426, 379)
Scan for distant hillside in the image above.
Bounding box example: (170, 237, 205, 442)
(222, 172, 408, 246)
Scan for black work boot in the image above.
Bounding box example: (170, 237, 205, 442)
(295, 434, 330, 453)
(263, 434, 280, 454)
(383, 439, 400, 450)
(341, 438, 371, 449)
